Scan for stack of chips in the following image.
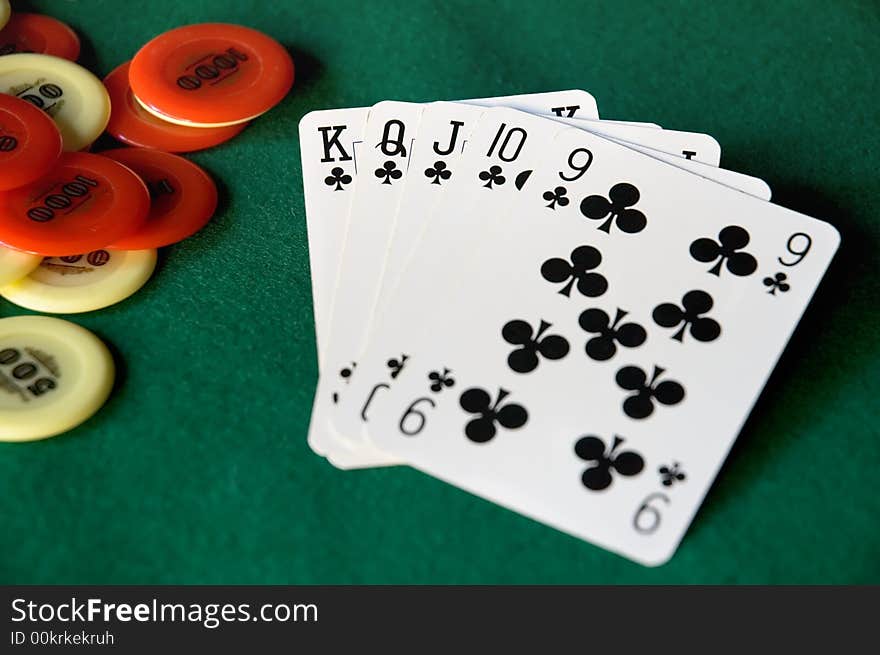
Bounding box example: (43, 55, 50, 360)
(108, 23, 293, 150)
(0, 8, 294, 441)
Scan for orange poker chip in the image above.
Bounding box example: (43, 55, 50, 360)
(0, 93, 62, 190)
(0, 13, 81, 61)
(129, 23, 294, 127)
(0, 152, 150, 256)
(102, 147, 218, 249)
(103, 62, 246, 152)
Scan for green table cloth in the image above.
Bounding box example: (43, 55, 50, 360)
(1, 0, 877, 583)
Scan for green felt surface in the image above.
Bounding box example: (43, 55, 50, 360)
(1, 0, 877, 584)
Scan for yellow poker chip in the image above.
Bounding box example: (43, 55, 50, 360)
(0, 249, 157, 313)
(0, 245, 41, 286)
(0, 53, 111, 152)
(0, 315, 114, 442)
(0, 1, 9, 31)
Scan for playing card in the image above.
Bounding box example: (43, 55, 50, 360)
(350, 109, 839, 565)
(299, 107, 369, 362)
(329, 113, 770, 468)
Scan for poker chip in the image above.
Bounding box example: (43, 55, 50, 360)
(103, 62, 246, 153)
(0, 151, 150, 256)
(0, 14, 285, 444)
(0, 245, 41, 286)
(102, 148, 218, 249)
(0, 315, 114, 442)
(0, 92, 63, 190)
(0, 248, 157, 313)
(0, 53, 110, 151)
(129, 23, 294, 127)
(0, 13, 81, 60)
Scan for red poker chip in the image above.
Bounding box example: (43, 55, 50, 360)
(0, 152, 150, 256)
(129, 23, 294, 126)
(0, 13, 81, 61)
(102, 147, 218, 249)
(0, 93, 63, 191)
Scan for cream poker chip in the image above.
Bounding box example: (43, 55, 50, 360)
(0, 53, 111, 151)
(0, 249, 157, 313)
(0, 245, 41, 287)
(133, 93, 253, 128)
(0, 315, 114, 442)
(0, 1, 9, 31)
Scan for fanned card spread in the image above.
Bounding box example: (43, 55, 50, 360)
(299, 91, 838, 566)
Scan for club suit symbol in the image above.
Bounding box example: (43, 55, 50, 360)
(375, 160, 403, 185)
(540, 245, 608, 298)
(580, 182, 647, 234)
(386, 355, 408, 379)
(424, 160, 452, 185)
(652, 290, 721, 343)
(615, 365, 685, 419)
(763, 272, 791, 295)
(543, 186, 569, 209)
(575, 435, 645, 491)
(428, 368, 455, 392)
(459, 387, 528, 443)
(478, 165, 505, 189)
(324, 166, 352, 191)
(689, 225, 757, 277)
(579, 308, 646, 361)
(502, 319, 569, 373)
(659, 462, 686, 487)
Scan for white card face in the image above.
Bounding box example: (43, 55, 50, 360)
(299, 107, 369, 363)
(353, 111, 839, 565)
(463, 90, 598, 118)
(329, 116, 769, 469)
(600, 119, 661, 128)
(306, 93, 598, 459)
(605, 142, 771, 201)
(553, 118, 721, 166)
